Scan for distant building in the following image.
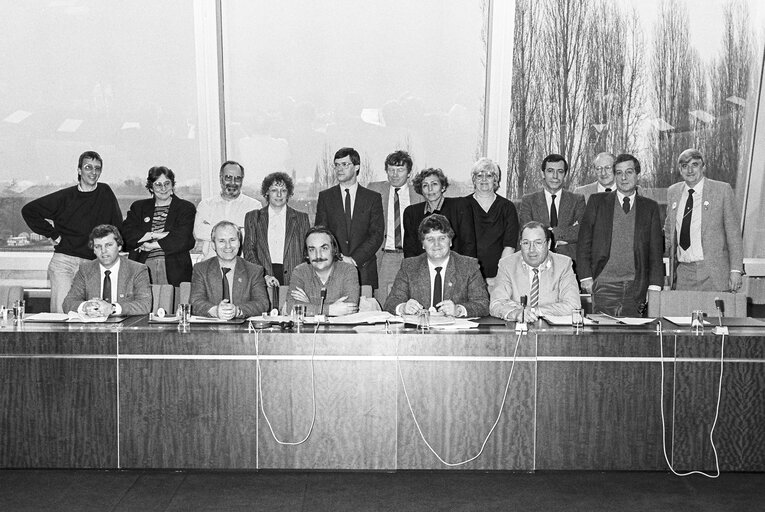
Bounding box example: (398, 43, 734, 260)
(7, 235, 30, 247)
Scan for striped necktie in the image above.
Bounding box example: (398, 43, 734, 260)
(393, 187, 402, 249)
(529, 268, 539, 308)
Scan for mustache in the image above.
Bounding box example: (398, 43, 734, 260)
(311, 258, 329, 263)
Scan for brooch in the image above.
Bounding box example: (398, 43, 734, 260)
(143, 216, 150, 223)
(704, 200, 710, 210)
(671, 202, 677, 210)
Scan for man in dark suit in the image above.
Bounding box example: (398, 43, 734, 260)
(367, 150, 423, 305)
(519, 153, 586, 263)
(664, 148, 743, 292)
(576, 154, 664, 316)
(62, 224, 152, 317)
(384, 214, 489, 317)
(315, 147, 384, 289)
(190, 221, 270, 319)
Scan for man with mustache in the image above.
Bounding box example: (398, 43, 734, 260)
(193, 160, 260, 260)
(285, 226, 360, 317)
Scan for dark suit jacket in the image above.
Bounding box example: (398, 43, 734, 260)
(384, 251, 489, 317)
(519, 189, 585, 261)
(62, 256, 152, 315)
(190, 256, 270, 317)
(367, 181, 422, 255)
(576, 192, 664, 302)
(315, 184, 384, 288)
(122, 195, 196, 286)
(243, 205, 310, 285)
(402, 197, 477, 258)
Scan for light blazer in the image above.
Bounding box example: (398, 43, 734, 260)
(664, 179, 743, 291)
(519, 189, 586, 261)
(573, 182, 600, 203)
(62, 256, 152, 315)
(190, 256, 270, 317)
(383, 251, 489, 317)
(576, 192, 664, 302)
(315, 184, 384, 288)
(122, 195, 197, 286)
(367, 181, 423, 256)
(243, 205, 310, 285)
(489, 252, 581, 319)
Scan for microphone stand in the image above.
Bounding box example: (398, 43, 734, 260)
(515, 295, 528, 333)
(714, 297, 728, 335)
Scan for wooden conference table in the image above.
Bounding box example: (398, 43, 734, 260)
(1, 315, 763, 471)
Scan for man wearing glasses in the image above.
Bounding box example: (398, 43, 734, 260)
(576, 154, 664, 316)
(22, 151, 123, 312)
(193, 160, 260, 260)
(574, 152, 617, 203)
(367, 150, 423, 305)
(490, 221, 580, 322)
(315, 147, 384, 289)
(664, 148, 743, 292)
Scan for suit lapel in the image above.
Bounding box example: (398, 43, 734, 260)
(442, 255, 457, 301)
(699, 181, 716, 241)
(283, 207, 296, 262)
(209, 259, 223, 302)
(232, 258, 247, 305)
(536, 192, 550, 224)
(257, 208, 272, 266)
(414, 256, 431, 306)
(116, 257, 127, 300)
(559, 191, 572, 224)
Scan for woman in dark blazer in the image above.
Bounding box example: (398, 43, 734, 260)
(243, 172, 310, 287)
(402, 168, 476, 258)
(122, 166, 196, 286)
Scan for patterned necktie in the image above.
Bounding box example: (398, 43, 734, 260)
(393, 187, 402, 249)
(344, 188, 352, 239)
(102, 270, 112, 302)
(221, 267, 231, 301)
(530, 268, 539, 308)
(550, 194, 558, 227)
(432, 267, 443, 308)
(679, 189, 694, 251)
(622, 196, 630, 214)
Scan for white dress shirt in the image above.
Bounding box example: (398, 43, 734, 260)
(267, 205, 287, 265)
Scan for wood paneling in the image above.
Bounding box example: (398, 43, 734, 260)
(0, 330, 116, 355)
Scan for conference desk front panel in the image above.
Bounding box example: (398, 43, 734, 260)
(1, 319, 763, 471)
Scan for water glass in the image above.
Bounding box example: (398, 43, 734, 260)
(691, 310, 704, 334)
(13, 299, 25, 323)
(572, 308, 584, 329)
(178, 303, 191, 327)
(292, 304, 306, 325)
(417, 309, 430, 331)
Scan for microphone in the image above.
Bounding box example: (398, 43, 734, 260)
(713, 296, 728, 335)
(319, 288, 327, 318)
(519, 295, 528, 324)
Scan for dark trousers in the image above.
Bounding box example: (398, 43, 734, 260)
(592, 279, 644, 317)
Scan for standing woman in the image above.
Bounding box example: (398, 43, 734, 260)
(465, 158, 519, 281)
(402, 168, 476, 258)
(122, 166, 196, 286)
(243, 172, 310, 288)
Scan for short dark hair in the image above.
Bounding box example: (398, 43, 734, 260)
(219, 160, 244, 176)
(384, 150, 413, 172)
(145, 166, 175, 194)
(88, 224, 122, 250)
(541, 153, 569, 174)
(77, 151, 103, 182)
(261, 172, 294, 200)
(334, 147, 361, 174)
(418, 213, 455, 242)
(520, 220, 551, 242)
(614, 153, 641, 174)
(412, 168, 449, 195)
(303, 225, 342, 263)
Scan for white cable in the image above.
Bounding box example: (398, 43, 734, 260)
(255, 322, 317, 445)
(658, 321, 724, 478)
(396, 330, 523, 466)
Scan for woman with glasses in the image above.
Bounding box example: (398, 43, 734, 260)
(465, 158, 519, 281)
(122, 166, 196, 285)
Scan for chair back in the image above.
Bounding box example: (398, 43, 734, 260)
(151, 284, 176, 314)
(0, 285, 24, 307)
(647, 290, 746, 318)
(174, 282, 191, 312)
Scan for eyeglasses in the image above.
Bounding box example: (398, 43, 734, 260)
(679, 161, 703, 170)
(334, 162, 355, 170)
(594, 166, 613, 172)
(520, 240, 546, 250)
(222, 175, 243, 183)
(152, 181, 173, 190)
(81, 164, 102, 172)
(472, 172, 496, 180)
(614, 169, 636, 177)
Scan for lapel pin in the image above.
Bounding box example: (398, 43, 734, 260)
(143, 216, 150, 223)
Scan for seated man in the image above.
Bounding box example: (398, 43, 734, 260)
(190, 221, 269, 319)
(62, 224, 151, 317)
(490, 221, 581, 322)
(286, 226, 360, 316)
(384, 214, 489, 317)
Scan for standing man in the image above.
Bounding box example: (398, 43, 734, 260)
(664, 148, 743, 292)
(285, 226, 360, 317)
(193, 160, 260, 260)
(315, 147, 384, 290)
(519, 154, 586, 263)
(577, 154, 664, 316)
(490, 221, 581, 322)
(61, 224, 151, 317)
(190, 221, 270, 319)
(574, 152, 616, 203)
(367, 150, 423, 305)
(22, 150, 123, 312)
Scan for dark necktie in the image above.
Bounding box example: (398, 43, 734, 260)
(550, 194, 558, 227)
(530, 268, 539, 308)
(622, 196, 630, 214)
(344, 188, 352, 239)
(432, 266, 443, 308)
(605, 188, 612, 192)
(221, 267, 231, 301)
(102, 270, 112, 302)
(393, 187, 402, 249)
(679, 189, 694, 251)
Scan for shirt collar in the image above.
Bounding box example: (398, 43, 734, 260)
(100, 258, 121, 274)
(217, 257, 237, 272)
(683, 177, 705, 195)
(521, 256, 551, 274)
(268, 205, 287, 219)
(340, 181, 359, 195)
(616, 189, 637, 204)
(544, 188, 563, 200)
(424, 196, 445, 214)
(427, 255, 450, 273)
